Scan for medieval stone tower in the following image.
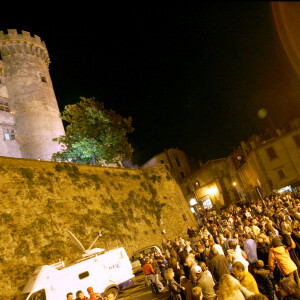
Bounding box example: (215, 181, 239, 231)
(0, 29, 65, 161)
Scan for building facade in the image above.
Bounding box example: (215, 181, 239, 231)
(141, 148, 192, 182)
(228, 119, 300, 200)
(0, 29, 65, 161)
(181, 158, 239, 213)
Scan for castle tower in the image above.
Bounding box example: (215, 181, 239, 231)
(0, 29, 65, 161)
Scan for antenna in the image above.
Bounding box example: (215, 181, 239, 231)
(67, 229, 105, 258)
(86, 230, 102, 251)
(67, 230, 86, 252)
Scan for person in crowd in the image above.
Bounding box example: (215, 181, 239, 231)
(156, 252, 168, 284)
(195, 265, 216, 300)
(186, 256, 201, 285)
(281, 222, 300, 268)
(209, 237, 224, 256)
(179, 245, 190, 278)
(165, 268, 185, 299)
(87, 287, 102, 299)
(104, 292, 115, 300)
(279, 277, 300, 299)
(180, 276, 194, 300)
(142, 257, 156, 286)
(66, 293, 74, 300)
(268, 237, 300, 287)
(191, 286, 203, 300)
(169, 247, 183, 283)
(199, 261, 213, 280)
(243, 233, 258, 272)
(208, 247, 230, 283)
(256, 234, 271, 267)
(232, 261, 260, 295)
(195, 244, 209, 267)
(139, 253, 146, 267)
(218, 274, 255, 300)
(75, 291, 89, 300)
(149, 255, 165, 292)
(226, 240, 249, 271)
(188, 227, 196, 244)
(252, 260, 277, 300)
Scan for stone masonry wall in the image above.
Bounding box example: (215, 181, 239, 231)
(0, 156, 196, 299)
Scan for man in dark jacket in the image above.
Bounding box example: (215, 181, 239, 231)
(253, 260, 276, 300)
(208, 247, 230, 283)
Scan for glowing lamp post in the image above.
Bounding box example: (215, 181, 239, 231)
(208, 187, 217, 207)
(190, 198, 197, 206)
(208, 187, 217, 196)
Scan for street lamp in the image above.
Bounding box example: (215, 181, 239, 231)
(208, 187, 217, 195)
(190, 198, 198, 206)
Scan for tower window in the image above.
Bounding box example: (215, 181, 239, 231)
(0, 100, 9, 112)
(266, 146, 278, 160)
(175, 157, 181, 167)
(3, 128, 15, 140)
(278, 169, 286, 180)
(180, 172, 184, 178)
(40, 73, 47, 83)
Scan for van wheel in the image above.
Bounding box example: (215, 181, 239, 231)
(106, 287, 119, 298)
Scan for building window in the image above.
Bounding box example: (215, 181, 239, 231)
(175, 157, 181, 167)
(0, 99, 9, 112)
(293, 134, 300, 148)
(40, 73, 47, 83)
(180, 172, 184, 178)
(3, 128, 15, 140)
(266, 147, 278, 160)
(194, 181, 200, 189)
(160, 160, 164, 164)
(278, 169, 286, 180)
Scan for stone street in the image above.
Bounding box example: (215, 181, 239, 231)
(118, 273, 169, 300)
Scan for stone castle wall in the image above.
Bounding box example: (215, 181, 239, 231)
(0, 156, 196, 299)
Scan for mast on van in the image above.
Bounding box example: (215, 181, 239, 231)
(67, 230, 105, 258)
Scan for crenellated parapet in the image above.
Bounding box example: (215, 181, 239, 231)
(0, 29, 50, 66)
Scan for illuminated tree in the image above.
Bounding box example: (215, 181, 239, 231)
(52, 97, 134, 165)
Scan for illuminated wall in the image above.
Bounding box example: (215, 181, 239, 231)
(0, 156, 196, 298)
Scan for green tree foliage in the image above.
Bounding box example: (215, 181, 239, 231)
(52, 97, 134, 165)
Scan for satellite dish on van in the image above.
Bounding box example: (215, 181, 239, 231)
(67, 230, 105, 258)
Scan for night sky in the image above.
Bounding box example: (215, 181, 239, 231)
(2, 3, 300, 165)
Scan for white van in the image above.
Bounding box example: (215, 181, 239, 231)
(18, 247, 134, 300)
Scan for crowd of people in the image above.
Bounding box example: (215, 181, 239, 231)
(65, 287, 115, 300)
(141, 190, 300, 300)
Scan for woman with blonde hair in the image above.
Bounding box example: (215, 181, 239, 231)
(218, 274, 254, 300)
